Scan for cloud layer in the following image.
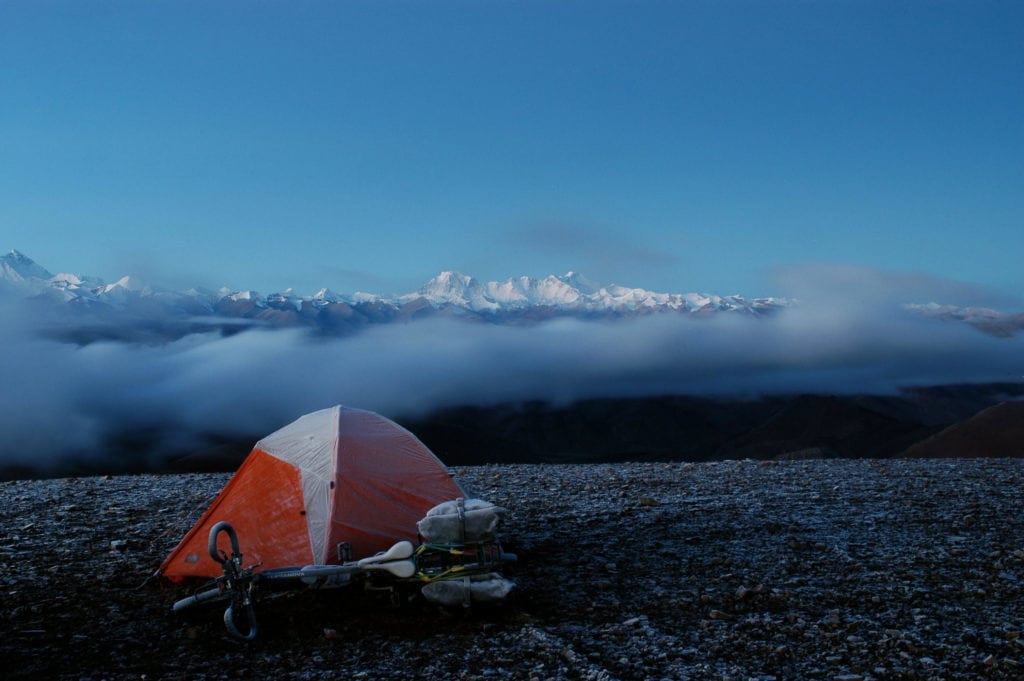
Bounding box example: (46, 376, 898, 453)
(1, 266, 1021, 467)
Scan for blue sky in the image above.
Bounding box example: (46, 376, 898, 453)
(1, 1, 1021, 302)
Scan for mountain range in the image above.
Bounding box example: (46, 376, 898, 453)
(3, 250, 1022, 341)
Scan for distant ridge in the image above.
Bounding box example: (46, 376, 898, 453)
(403, 388, 1024, 467)
(0, 250, 786, 315)
(900, 401, 1024, 458)
(3, 250, 1022, 340)
(0, 250, 792, 343)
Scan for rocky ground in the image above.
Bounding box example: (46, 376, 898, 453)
(2, 458, 1023, 680)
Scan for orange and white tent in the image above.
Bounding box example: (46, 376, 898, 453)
(159, 405, 464, 581)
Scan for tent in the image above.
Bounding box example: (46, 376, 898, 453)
(159, 405, 465, 581)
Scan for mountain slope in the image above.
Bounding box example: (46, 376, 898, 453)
(900, 401, 1024, 458)
(400, 385, 1024, 467)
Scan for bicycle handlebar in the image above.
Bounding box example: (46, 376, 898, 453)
(208, 521, 241, 564)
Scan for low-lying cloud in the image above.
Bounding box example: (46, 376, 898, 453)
(1, 266, 1021, 467)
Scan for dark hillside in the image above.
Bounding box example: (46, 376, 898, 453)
(715, 394, 934, 459)
(901, 401, 1024, 458)
(406, 384, 1024, 466)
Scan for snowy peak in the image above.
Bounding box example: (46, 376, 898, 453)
(224, 290, 263, 303)
(415, 271, 490, 308)
(559, 271, 600, 295)
(312, 288, 342, 306)
(412, 271, 572, 310)
(407, 270, 725, 313)
(1, 249, 54, 283)
(101, 275, 147, 295)
(531, 274, 585, 307)
(404, 270, 773, 314)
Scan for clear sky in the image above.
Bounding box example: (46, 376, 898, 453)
(1, 1, 1021, 302)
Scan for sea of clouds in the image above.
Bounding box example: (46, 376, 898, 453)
(1, 265, 1021, 466)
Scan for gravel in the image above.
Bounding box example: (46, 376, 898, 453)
(2, 458, 1023, 680)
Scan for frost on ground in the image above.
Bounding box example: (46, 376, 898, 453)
(1, 459, 1023, 680)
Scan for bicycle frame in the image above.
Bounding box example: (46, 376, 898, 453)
(172, 520, 515, 640)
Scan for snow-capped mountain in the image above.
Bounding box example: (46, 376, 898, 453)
(904, 302, 1024, 338)
(0, 249, 52, 282)
(3, 249, 1020, 341)
(404, 271, 784, 315)
(0, 250, 786, 318)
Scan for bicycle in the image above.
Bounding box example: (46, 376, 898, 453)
(172, 509, 516, 640)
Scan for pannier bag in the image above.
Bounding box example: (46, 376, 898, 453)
(417, 498, 507, 544)
(421, 573, 515, 607)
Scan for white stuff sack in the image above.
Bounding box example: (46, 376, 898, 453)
(417, 498, 507, 544)
(421, 573, 515, 607)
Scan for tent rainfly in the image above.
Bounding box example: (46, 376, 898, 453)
(159, 405, 464, 581)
